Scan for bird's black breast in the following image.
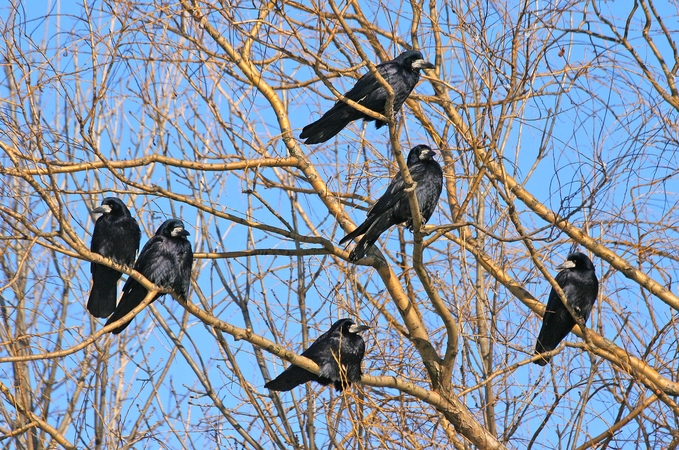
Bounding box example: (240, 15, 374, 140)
(386, 67, 420, 109)
(91, 215, 140, 269)
(130, 236, 192, 298)
(398, 160, 444, 228)
(558, 269, 598, 321)
(341, 333, 366, 362)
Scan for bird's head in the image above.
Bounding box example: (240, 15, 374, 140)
(333, 318, 371, 335)
(396, 50, 435, 71)
(92, 197, 131, 217)
(557, 252, 595, 272)
(156, 219, 190, 239)
(407, 144, 436, 165)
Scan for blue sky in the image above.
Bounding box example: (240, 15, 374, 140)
(1, 1, 679, 448)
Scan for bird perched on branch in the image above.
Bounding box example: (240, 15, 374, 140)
(88, 197, 141, 318)
(265, 319, 370, 392)
(299, 50, 434, 144)
(106, 218, 193, 334)
(339, 144, 443, 262)
(534, 252, 599, 365)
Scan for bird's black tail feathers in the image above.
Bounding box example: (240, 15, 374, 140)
(345, 215, 392, 262)
(339, 215, 377, 246)
(264, 365, 324, 391)
(300, 111, 355, 145)
(87, 272, 118, 318)
(300, 119, 348, 145)
(340, 218, 381, 262)
(348, 234, 379, 262)
(104, 283, 150, 334)
(533, 340, 551, 366)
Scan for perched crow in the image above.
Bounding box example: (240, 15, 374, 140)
(265, 319, 370, 392)
(300, 50, 434, 144)
(88, 198, 141, 318)
(534, 252, 599, 365)
(339, 144, 443, 262)
(105, 218, 193, 334)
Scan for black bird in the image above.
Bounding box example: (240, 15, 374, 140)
(265, 319, 370, 392)
(339, 144, 443, 262)
(105, 218, 193, 334)
(88, 198, 141, 318)
(534, 252, 599, 366)
(300, 50, 435, 144)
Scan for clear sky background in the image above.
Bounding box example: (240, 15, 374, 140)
(1, 1, 679, 449)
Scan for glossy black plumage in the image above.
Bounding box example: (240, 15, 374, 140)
(105, 219, 193, 334)
(265, 319, 370, 392)
(88, 198, 141, 318)
(534, 252, 599, 365)
(300, 50, 434, 144)
(339, 145, 443, 262)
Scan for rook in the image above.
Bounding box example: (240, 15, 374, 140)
(339, 145, 443, 262)
(265, 319, 370, 392)
(534, 252, 599, 365)
(300, 50, 434, 144)
(105, 218, 193, 334)
(88, 198, 141, 318)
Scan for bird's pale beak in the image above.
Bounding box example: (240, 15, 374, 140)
(348, 324, 371, 334)
(172, 227, 190, 237)
(556, 260, 576, 270)
(412, 59, 435, 70)
(92, 205, 112, 215)
(419, 148, 436, 160)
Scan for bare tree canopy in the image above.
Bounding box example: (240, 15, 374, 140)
(1, 1, 679, 449)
